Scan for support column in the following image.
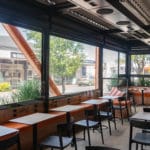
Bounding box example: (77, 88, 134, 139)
(41, 30, 49, 113)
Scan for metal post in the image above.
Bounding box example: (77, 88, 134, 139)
(41, 30, 49, 113)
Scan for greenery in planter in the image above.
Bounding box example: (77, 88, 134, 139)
(12, 80, 40, 102)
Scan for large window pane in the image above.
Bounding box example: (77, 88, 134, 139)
(49, 36, 96, 95)
(103, 79, 118, 94)
(0, 23, 41, 105)
(103, 49, 127, 95)
(131, 54, 150, 75)
(131, 77, 150, 86)
(119, 53, 126, 74)
(103, 49, 118, 78)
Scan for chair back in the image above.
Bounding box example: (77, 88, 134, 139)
(104, 99, 113, 113)
(0, 132, 21, 150)
(85, 106, 98, 120)
(143, 107, 150, 112)
(57, 122, 76, 148)
(86, 146, 119, 150)
(130, 119, 150, 130)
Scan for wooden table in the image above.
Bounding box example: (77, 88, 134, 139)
(0, 125, 18, 140)
(10, 113, 56, 150)
(82, 99, 108, 105)
(130, 111, 150, 121)
(50, 105, 85, 123)
(99, 96, 120, 101)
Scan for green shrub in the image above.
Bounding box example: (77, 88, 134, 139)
(0, 82, 11, 92)
(12, 80, 40, 102)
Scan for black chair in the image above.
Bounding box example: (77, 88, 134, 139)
(143, 107, 150, 112)
(129, 119, 150, 150)
(39, 122, 77, 150)
(128, 93, 136, 113)
(86, 146, 119, 150)
(0, 131, 21, 150)
(99, 100, 117, 135)
(74, 107, 104, 146)
(113, 96, 129, 125)
(142, 107, 150, 134)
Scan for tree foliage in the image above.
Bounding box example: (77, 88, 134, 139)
(26, 32, 84, 93)
(50, 36, 84, 93)
(50, 36, 84, 77)
(26, 30, 42, 60)
(131, 55, 145, 74)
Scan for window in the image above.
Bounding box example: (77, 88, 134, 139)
(103, 49, 118, 78)
(0, 23, 41, 105)
(103, 48, 126, 94)
(119, 53, 126, 74)
(131, 54, 150, 75)
(130, 54, 150, 86)
(49, 36, 97, 95)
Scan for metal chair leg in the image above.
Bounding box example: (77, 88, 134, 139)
(99, 122, 104, 144)
(108, 119, 111, 135)
(87, 127, 91, 146)
(136, 143, 138, 150)
(120, 108, 123, 125)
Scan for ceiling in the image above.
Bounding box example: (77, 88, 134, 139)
(25, 0, 150, 49)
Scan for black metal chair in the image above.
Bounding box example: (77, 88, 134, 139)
(0, 131, 21, 150)
(142, 107, 150, 134)
(39, 122, 77, 150)
(99, 100, 117, 135)
(113, 96, 129, 125)
(128, 93, 136, 113)
(143, 107, 150, 112)
(86, 146, 120, 150)
(74, 107, 104, 146)
(129, 119, 150, 150)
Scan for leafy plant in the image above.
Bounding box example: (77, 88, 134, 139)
(12, 80, 40, 102)
(0, 82, 11, 92)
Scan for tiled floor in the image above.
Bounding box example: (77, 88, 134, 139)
(46, 106, 150, 150)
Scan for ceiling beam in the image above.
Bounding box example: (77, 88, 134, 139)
(106, 0, 145, 28)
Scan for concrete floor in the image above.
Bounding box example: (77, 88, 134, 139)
(46, 106, 150, 150)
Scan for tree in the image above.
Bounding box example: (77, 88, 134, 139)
(131, 55, 145, 74)
(25, 30, 42, 60)
(26, 32, 84, 94)
(50, 36, 84, 93)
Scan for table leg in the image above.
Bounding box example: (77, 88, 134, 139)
(33, 124, 37, 150)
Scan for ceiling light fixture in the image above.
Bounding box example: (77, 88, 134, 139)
(47, 0, 55, 5)
(116, 21, 130, 25)
(97, 8, 114, 15)
(36, 0, 56, 5)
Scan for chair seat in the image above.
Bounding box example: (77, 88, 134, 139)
(75, 120, 98, 127)
(99, 111, 112, 117)
(133, 133, 150, 145)
(40, 136, 73, 148)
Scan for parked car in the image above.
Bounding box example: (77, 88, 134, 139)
(77, 78, 94, 86)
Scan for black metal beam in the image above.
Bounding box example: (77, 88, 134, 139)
(99, 46, 103, 96)
(0, 0, 49, 31)
(41, 29, 50, 113)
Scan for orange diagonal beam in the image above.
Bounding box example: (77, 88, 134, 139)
(2, 24, 61, 96)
